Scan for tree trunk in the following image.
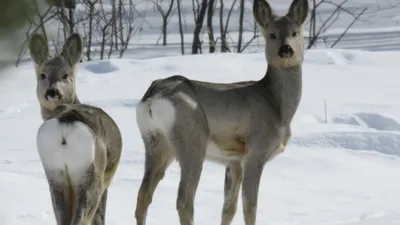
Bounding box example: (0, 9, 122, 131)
(207, 0, 216, 53)
(100, 29, 106, 60)
(118, 0, 124, 47)
(86, 4, 94, 61)
(237, 0, 244, 52)
(162, 17, 167, 46)
(191, 0, 208, 54)
(307, 0, 317, 49)
(219, 0, 228, 52)
(112, 0, 118, 50)
(177, 0, 185, 55)
(68, 8, 74, 34)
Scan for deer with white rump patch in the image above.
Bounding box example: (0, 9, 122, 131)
(29, 33, 122, 225)
(134, 0, 308, 224)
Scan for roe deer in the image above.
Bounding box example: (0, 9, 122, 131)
(134, 0, 309, 224)
(29, 33, 123, 225)
(29, 33, 82, 121)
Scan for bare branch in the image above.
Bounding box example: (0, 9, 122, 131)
(331, 7, 368, 48)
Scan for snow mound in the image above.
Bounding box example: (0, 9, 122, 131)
(85, 60, 119, 74)
(329, 112, 400, 131)
(291, 131, 400, 157)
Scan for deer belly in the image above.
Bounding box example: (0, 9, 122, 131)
(205, 137, 246, 164)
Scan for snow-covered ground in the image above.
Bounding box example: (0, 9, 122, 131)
(1, 48, 400, 225)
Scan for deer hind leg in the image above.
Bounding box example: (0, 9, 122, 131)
(221, 162, 242, 225)
(71, 164, 105, 225)
(47, 178, 73, 225)
(91, 189, 108, 225)
(135, 133, 174, 225)
(136, 85, 208, 224)
(169, 121, 208, 225)
(173, 139, 207, 225)
(71, 138, 107, 225)
(92, 152, 121, 225)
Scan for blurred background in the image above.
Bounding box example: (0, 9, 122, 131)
(0, 0, 74, 69)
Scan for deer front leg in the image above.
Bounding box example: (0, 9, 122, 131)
(242, 134, 281, 225)
(241, 157, 264, 225)
(221, 162, 242, 225)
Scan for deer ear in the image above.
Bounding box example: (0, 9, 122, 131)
(29, 33, 49, 65)
(61, 33, 83, 65)
(253, 0, 276, 29)
(287, 0, 309, 25)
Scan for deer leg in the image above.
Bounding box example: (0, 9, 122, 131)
(175, 158, 204, 225)
(48, 180, 73, 225)
(91, 144, 121, 225)
(91, 188, 108, 225)
(172, 137, 207, 225)
(241, 156, 264, 225)
(241, 135, 280, 225)
(221, 162, 242, 225)
(71, 165, 104, 225)
(135, 134, 174, 225)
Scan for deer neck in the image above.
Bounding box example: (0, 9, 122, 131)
(40, 96, 81, 121)
(259, 64, 302, 125)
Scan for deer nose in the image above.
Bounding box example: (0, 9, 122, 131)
(278, 44, 294, 58)
(45, 89, 60, 99)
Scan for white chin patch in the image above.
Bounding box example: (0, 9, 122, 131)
(43, 97, 62, 109)
(47, 96, 61, 103)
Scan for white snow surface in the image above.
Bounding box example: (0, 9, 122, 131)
(1, 49, 400, 225)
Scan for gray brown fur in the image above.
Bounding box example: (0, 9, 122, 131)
(30, 33, 122, 225)
(134, 0, 309, 225)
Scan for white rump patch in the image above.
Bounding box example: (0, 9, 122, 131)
(36, 118, 95, 186)
(136, 98, 176, 137)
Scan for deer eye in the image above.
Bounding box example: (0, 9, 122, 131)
(269, 33, 277, 39)
(39, 73, 46, 80)
(292, 31, 297, 37)
(63, 74, 69, 80)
